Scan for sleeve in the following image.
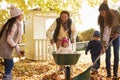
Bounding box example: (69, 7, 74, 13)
(100, 26, 105, 47)
(71, 22, 77, 39)
(115, 10, 120, 23)
(46, 21, 57, 39)
(85, 41, 92, 54)
(7, 24, 17, 47)
(7, 24, 20, 54)
(114, 10, 120, 34)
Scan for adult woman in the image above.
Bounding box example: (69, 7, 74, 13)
(98, 2, 120, 79)
(0, 5, 24, 80)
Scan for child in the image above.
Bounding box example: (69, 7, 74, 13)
(0, 5, 24, 79)
(56, 38, 73, 54)
(85, 31, 102, 72)
(56, 38, 73, 73)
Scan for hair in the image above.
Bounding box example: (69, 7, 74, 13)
(98, 3, 113, 27)
(60, 10, 70, 17)
(0, 16, 18, 38)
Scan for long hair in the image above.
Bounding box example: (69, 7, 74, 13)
(98, 3, 113, 28)
(98, 11, 113, 27)
(0, 17, 17, 38)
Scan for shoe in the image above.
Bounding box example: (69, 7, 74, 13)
(59, 66, 65, 71)
(91, 68, 98, 75)
(106, 76, 111, 80)
(107, 75, 111, 78)
(112, 76, 120, 80)
(106, 77, 111, 80)
(2, 74, 12, 80)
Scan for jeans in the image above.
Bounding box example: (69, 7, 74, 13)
(106, 36, 119, 77)
(91, 55, 100, 70)
(4, 58, 14, 74)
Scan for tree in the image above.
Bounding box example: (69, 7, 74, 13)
(0, 0, 119, 27)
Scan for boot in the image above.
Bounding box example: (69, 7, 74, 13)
(2, 74, 12, 80)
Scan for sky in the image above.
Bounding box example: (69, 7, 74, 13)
(76, 1, 99, 31)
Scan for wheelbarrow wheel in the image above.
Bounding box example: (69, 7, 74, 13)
(65, 66, 71, 80)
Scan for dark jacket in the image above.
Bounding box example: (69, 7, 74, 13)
(85, 40, 102, 56)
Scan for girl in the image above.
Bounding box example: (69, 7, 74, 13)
(0, 5, 24, 80)
(56, 38, 73, 54)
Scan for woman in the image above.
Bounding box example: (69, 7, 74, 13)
(0, 5, 24, 80)
(98, 2, 120, 79)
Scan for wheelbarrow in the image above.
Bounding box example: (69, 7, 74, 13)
(52, 52, 81, 80)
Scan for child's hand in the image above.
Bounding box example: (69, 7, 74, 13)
(85, 52, 87, 55)
(71, 38, 75, 43)
(20, 49, 25, 57)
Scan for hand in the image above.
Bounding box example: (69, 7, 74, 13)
(71, 38, 75, 43)
(50, 39, 54, 44)
(18, 49, 25, 58)
(20, 49, 25, 57)
(112, 33, 119, 39)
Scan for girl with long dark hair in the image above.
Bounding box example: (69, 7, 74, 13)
(0, 5, 24, 80)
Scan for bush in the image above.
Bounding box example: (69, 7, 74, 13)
(79, 28, 95, 41)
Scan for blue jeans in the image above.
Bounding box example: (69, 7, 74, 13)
(4, 58, 14, 74)
(91, 55, 100, 70)
(106, 36, 119, 77)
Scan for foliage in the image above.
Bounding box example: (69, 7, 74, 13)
(86, 0, 102, 7)
(0, 0, 82, 26)
(78, 28, 95, 41)
(0, 0, 119, 27)
(0, 0, 29, 26)
(0, 9, 9, 27)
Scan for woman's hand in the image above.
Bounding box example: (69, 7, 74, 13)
(112, 32, 119, 39)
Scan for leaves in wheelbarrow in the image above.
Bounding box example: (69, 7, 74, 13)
(72, 66, 92, 80)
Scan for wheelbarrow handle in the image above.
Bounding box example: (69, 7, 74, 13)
(92, 38, 114, 68)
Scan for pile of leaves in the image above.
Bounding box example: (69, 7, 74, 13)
(0, 58, 120, 80)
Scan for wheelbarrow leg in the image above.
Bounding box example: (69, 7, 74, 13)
(65, 66, 71, 80)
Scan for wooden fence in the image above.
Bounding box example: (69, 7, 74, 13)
(34, 39, 55, 61)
